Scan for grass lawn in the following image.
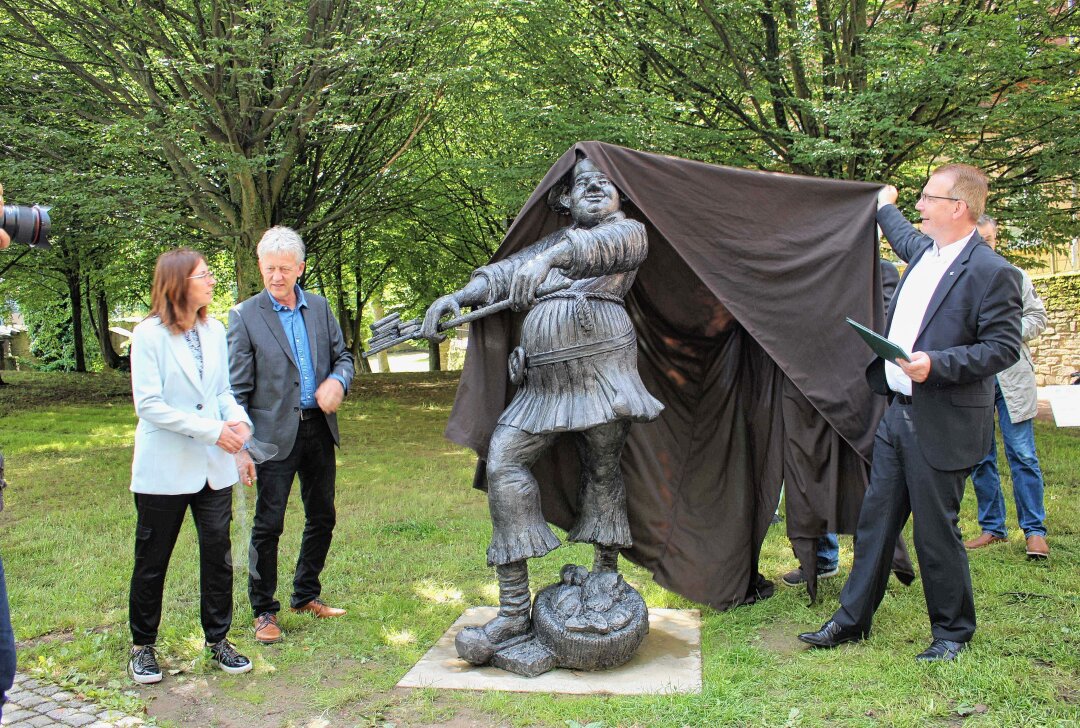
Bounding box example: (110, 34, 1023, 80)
(0, 370, 1077, 727)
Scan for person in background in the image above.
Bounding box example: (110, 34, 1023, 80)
(127, 248, 253, 684)
(965, 215, 1050, 559)
(229, 227, 354, 645)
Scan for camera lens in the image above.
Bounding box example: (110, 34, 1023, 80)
(1, 204, 51, 248)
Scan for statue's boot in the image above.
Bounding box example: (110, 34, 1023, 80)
(593, 544, 620, 573)
(456, 560, 532, 665)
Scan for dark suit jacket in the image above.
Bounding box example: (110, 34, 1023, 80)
(869, 205, 1021, 471)
(880, 259, 900, 313)
(228, 289, 355, 459)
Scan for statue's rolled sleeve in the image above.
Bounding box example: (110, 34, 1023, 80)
(563, 220, 648, 279)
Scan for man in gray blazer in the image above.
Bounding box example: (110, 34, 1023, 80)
(229, 226, 355, 644)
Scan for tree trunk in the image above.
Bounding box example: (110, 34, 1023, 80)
(234, 228, 265, 301)
(370, 295, 391, 374)
(428, 338, 441, 371)
(93, 288, 124, 369)
(66, 272, 86, 373)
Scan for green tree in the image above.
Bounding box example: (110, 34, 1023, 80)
(1, 0, 482, 297)
(493, 0, 1079, 246)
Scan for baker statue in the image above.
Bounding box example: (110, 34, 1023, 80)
(420, 156, 663, 674)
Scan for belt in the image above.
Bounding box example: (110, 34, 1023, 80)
(299, 408, 323, 421)
(893, 394, 913, 406)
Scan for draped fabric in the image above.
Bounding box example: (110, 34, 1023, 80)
(445, 142, 890, 610)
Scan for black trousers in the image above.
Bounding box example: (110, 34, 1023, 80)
(834, 400, 976, 643)
(248, 414, 337, 616)
(129, 484, 234, 646)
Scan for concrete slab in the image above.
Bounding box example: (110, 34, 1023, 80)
(1039, 385, 1080, 426)
(397, 606, 701, 695)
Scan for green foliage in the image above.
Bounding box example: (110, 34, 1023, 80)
(1, 0, 1078, 373)
(1033, 271, 1080, 310)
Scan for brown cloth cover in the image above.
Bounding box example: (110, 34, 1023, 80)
(445, 141, 891, 610)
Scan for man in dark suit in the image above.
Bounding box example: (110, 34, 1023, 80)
(798, 164, 1022, 661)
(229, 226, 355, 644)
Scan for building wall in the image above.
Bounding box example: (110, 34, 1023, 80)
(1029, 272, 1080, 385)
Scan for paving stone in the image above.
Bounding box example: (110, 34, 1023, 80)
(5, 721, 35, 728)
(47, 707, 81, 721)
(32, 701, 60, 714)
(36, 686, 61, 697)
(115, 717, 145, 726)
(65, 712, 97, 726)
(12, 694, 45, 709)
(51, 691, 74, 702)
(2, 710, 34, 722)
(97, 711, 127, 722)
(25, 717, 57, 727)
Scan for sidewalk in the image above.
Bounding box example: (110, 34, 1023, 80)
(1, 673, 143, 728)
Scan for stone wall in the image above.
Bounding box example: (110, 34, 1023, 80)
(1029, 272, 1080, 385)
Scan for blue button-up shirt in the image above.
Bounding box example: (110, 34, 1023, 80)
(268, 286, 346, 409)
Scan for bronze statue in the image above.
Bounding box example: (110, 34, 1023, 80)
(418, 156, 663, 673)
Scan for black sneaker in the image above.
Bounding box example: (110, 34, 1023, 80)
(782, 565, 839, 587)
(128, 644, 162, 684)
(208, 639, 252, 675)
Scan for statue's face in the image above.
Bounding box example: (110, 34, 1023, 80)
(565, 172, 620, 225)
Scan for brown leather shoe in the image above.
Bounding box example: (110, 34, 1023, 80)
(964, 532, 1007, 550)
(291, 598, 346, 618)
(254, 612, 282, 644)
(1025, 534, 1049, 559)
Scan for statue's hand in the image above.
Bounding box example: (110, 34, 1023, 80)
(509, 254, 553, 312)
(420, 294, 461, 343)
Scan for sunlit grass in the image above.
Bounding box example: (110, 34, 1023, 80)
(0, 370, 1077, 727)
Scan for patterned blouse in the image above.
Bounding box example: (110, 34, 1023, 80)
(182, 325, 204, 379)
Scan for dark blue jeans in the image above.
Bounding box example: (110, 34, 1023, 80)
(815, 534, 840, 571)
(0, 555, 16, 719)
(969, 386, 1046, 538)
(249, 414, 337, 616)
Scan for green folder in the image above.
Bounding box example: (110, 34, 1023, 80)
(846, 317, 911, 362)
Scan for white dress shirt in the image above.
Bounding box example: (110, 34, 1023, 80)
(885, 230, 975, 395)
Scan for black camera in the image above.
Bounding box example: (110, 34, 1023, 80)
(1, 203, 51, 248)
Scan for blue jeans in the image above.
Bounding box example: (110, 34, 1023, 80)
(816, 534, 839, 571)
(0, 555, 16, 719)
(969, 386, 1046, 538)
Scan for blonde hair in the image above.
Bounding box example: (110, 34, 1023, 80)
(933, 164, 988, 221)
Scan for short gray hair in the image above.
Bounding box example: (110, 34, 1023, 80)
(257, 226, 305, 264)
(976, 214, 997, 232)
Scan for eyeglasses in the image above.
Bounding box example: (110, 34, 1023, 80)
(187, 271, 216, 281)
(919, 192, 961, 203)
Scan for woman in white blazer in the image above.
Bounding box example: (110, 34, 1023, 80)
(127, 249, 252, 684)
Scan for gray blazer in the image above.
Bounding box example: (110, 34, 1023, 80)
(228, 289, 355, 459)
(996, 269, 1047, 423)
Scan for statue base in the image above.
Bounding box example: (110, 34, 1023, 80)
(457, 564, 649, 677)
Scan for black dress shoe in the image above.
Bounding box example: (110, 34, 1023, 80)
(915, 638, 966, 662)
(797, 620, 864, 648)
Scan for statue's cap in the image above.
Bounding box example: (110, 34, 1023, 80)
(573, 157, 601, 179)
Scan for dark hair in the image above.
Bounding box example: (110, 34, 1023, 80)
(150, 248, 208, 334)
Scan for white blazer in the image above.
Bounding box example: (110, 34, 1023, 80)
(130, 315, 251, 494)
